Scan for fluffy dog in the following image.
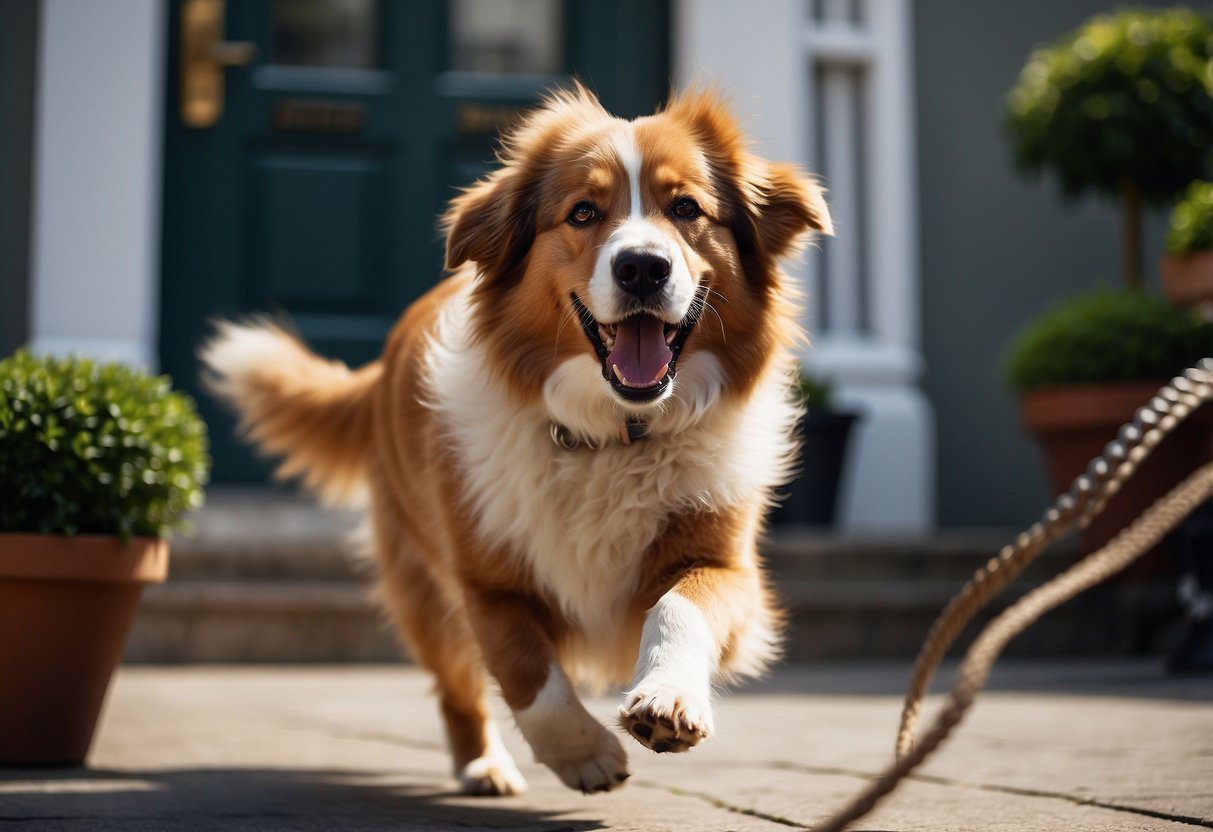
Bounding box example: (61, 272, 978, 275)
(202, 85, 831, 796)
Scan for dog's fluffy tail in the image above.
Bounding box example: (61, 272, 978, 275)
(200, 321, 382, 506)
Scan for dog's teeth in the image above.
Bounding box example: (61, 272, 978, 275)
(658, 363, 670, 378)
(613, 364, 625, 383)
(665, 328, 676, 345)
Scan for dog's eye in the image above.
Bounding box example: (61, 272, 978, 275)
(672, 197, 700, 220)
(567, 202, 598, 226)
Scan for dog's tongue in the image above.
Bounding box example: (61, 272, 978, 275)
(608, 315, 673, 387)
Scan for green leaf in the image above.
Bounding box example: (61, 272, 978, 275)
(0, 350, 211, 538)
(1167, 179, 1213, 253)
(1005, 289, 1213, 390)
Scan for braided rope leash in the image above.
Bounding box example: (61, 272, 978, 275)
(808, 360, 1213, 832)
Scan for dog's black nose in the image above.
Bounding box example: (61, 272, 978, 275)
(613, 250, 671, 298)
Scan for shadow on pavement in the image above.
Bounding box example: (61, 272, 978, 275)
(0, 766, 604, 831)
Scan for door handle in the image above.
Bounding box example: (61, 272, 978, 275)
(180, 0, 257, 129)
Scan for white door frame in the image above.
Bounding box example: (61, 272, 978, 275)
(28, 0, 166, 370)
(675, 0, 934, 531)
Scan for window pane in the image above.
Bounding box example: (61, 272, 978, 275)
(449, 0, 562, 75)
(272, 0, 378, 69)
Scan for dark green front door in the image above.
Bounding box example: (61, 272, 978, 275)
(161, 0, 669, 483)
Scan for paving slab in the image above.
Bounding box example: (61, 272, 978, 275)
(1, 661, 1210, 831)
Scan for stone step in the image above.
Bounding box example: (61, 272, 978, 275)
(169, 505, 1061, 585)
(132, 581, 399, 663)
(166, 488, 365, 582)
(764, 529, 1078, 583)
(128, 576, 1177, 663)
(777, 579, 1176, 661)
(125, 492, 1182, 663)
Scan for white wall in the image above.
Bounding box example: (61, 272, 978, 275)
(675, 0, 934, 531)
(29, 0, 165, 369)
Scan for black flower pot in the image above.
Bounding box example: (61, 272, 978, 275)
(772, 411, 859, 527)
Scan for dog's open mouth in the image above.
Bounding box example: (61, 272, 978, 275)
(570, 289, 705, 403)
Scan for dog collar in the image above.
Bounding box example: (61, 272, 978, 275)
(549, 419, 648, 451)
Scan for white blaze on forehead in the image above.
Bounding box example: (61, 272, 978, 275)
(587, 121, 696, 325)
(609, 125, 644, 220)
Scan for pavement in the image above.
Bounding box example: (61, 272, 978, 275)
(1, 661, 1211, 831)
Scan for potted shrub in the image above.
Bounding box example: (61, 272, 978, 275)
(1005, 9, 1213, 561)
(772, 373, 860, 527)
(0, 351, 208, 765)
(1006, 291, 1213, 556)
(1162, 180, 1213, 309)
(1007, 8, 1213, 288)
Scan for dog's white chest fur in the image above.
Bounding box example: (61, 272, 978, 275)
(424, 288, 797, 679)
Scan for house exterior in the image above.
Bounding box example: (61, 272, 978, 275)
(0, 0, 1178, 531)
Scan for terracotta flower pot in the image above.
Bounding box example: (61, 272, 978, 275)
(1161, 251, 1213, 308)
(0, 534, 168, 766)
(1020, 383, 1213, 574)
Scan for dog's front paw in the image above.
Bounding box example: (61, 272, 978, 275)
(514, 666, 630, 794)
(618, 682, 714, 753)
(555, 732, 630, 800)
(526, 721, 629, 794)
(458, 749, 527, 796)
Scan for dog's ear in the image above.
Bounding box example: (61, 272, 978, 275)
(665, 88, 832, 264)
(443, 166, 534, 279)
(444, 83, 611, 281)
(742, 161, 833, 261)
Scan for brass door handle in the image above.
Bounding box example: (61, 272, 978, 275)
(180, 0, 257, 129)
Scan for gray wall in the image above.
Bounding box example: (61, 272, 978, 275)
(0, 0, 38, 357)
(914, 0, 1173, 528)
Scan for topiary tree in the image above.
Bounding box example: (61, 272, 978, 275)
(1007, 8, 1213, 288)
(0, 351, 210, 538)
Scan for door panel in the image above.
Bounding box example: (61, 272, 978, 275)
(161, 0, 669, 483)
(248, 149, 389, 310)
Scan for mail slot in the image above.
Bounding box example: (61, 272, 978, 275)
(272, 99, 368, 134)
